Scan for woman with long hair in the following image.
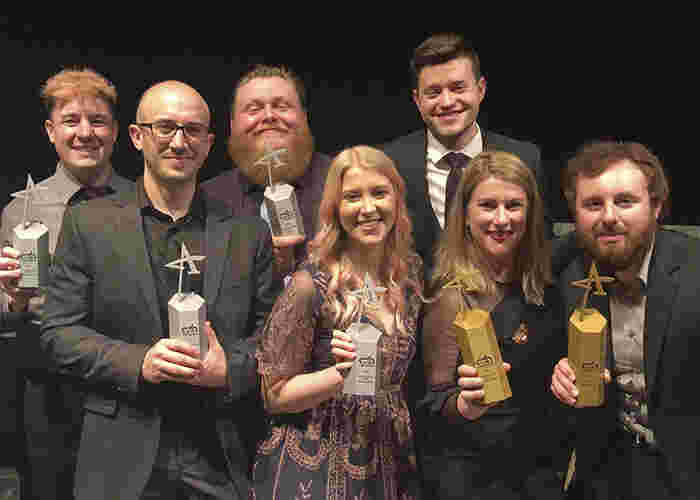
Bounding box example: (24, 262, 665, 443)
(419, 150, 565, 499)
(252, 146, 423, 499)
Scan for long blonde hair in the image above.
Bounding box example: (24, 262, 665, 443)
(433, 150, 551, 305)
(309, 146, 421, 327)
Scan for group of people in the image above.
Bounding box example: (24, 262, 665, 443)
(0, 32, 696, 500)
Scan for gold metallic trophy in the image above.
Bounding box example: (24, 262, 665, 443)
(342, 273, 387, 396)
(255, 142, 305, 237)
(568, 262, 614, 407)
(165, 243, 208, 359)
(10, 174, 50, 289)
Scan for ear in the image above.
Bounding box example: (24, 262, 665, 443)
(477, 76, 487, 103)
(128, 124, 144, 151)
(45, 119, 55, 144)
(412, 88, 420, 109)
(653, 199, 663, 221)
(111, 119, 119, 145)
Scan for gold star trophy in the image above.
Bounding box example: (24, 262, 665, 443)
(10, 174, 50, 289)
(165, 243, 208, 359)
(342, 273, 387, 396)
(449, 269, 512, 405)
(568, 262, 614, 407)
(256, 141, 305, 237)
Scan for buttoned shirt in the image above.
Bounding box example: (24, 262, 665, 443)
(425, 124, 483, 229)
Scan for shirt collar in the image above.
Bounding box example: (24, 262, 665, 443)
(136, 178, 206, 222)
(55, 162, 117, 205)
(426, 123, 483, 166)
(638, 235, 654, 287)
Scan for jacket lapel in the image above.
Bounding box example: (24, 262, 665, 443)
(644, 232, 680, 400)
(203, 199, 234, 308)
(113, 197, 163, 342)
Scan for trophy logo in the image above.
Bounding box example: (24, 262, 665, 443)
(568, 261, 615, 406)
(476, 354, 495, 368)
(165, 243, 208, 358)
(343, 273, 387, 396)
(255, 141, 305, 237)
(11, 174, 50, 289)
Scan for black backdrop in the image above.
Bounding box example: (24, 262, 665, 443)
(3, 23, 692, 225)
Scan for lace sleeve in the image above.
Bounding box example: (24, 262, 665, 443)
(419, 286, 464, 422)
(255, 269, 317, 387)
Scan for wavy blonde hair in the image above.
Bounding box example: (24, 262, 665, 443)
(433, 150, 551, 305)
(309, 146, 421, 327)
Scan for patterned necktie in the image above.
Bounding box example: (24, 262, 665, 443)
(443, 152, 470, 221)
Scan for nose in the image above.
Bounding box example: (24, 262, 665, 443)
(602, 201, 618, 224)
(262, 104, 278, 122)
(169, 128, 187, 151)
(438, 89, 455, 108)
(76, 118, 93, 139)
(360, 196, 376, 214)
(494, 205, 509, 226)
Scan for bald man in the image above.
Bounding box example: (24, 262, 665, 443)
(40, 81, 281, 499)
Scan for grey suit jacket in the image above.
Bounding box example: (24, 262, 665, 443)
(382, 128, 548, 275)
(40, 187, 281, 500)
(560, 229, 700, 497)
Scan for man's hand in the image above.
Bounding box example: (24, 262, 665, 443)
(456, 362, 511, 421)
(272, 234, 305, 276)
(551, 357, 611, 407)
(141, 338, 202, 384)
(0, 246, 35, 311)
(189, 321, 228, 388)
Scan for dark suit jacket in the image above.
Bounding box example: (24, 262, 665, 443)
(40, 188, 281, 500)
(560, 229, 700, 498)
(382, 129, 548, 274)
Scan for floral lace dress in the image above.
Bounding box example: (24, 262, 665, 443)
(252, 262, 422, 500)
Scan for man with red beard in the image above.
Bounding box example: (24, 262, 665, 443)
(202, 65, 330, 278)
(551, 141, 699, 499)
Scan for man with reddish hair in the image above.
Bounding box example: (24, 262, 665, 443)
(551, 141, 699, 498)
(0, 67, 133, 499)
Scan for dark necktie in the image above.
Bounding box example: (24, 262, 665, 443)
(68, 185, 115, 206)
(443, 152, 470, 220)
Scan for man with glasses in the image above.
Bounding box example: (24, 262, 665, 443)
(40, 80, 281, 499)
(0, 67, 133, 500)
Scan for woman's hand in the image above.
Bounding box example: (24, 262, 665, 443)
(330, 329, 356, 378)
(456, 362, 511, 421)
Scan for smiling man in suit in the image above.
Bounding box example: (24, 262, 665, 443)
(551, 141, 699, 499)
(382, 32, 549, 273)
(40, 80, 280, 499)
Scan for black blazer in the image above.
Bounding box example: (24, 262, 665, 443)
(560, 229, 700, 497)
(40, 188, 281, 500)
(382, 129, 548, 274)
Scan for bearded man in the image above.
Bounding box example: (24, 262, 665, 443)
(202, 65, 331, 277)
(550, 141, 699, 499)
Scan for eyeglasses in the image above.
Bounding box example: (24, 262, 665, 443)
(136, 120, 210, 142)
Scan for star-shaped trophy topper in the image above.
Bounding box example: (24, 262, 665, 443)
(571, 261, 615, 319)
(254, 141, 288, 188)
(11, 174, 49, 228)
(350, 272, 387, 311)
(164, 242, 206, 298)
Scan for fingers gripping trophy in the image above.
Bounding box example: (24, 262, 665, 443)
(165, 242, 208, 358)
(255, 141, 305, 237)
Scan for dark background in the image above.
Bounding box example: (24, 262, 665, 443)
(2, 23, 693, 225)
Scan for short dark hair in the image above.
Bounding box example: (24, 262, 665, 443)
(410, 33, 481, 89)
(563, 141, 671, 219)
(230, 64, 307, 113)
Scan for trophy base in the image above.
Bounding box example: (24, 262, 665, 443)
(168, 293, 208, 359)
(13, 222, 50, 289)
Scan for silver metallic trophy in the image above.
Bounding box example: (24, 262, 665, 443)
(165, 243, 208, 358)
(10, 174, 50, 289)
(255, 142, 305, 237)
(343, 273, 388, 396)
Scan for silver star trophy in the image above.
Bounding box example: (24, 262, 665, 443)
(10, 174, 50, 289)
(343, 273, 387, 396)
(165, 243, 208, 358)
(255, 142, 305, 237)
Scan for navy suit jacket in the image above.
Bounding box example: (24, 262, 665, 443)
(40, 188, 281, 500)
(382, 128, 548, 275)
(560, 229, 700, 497)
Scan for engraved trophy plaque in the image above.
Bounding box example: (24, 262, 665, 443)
(454, 308, 512, 405)
(165, 243, 208, 359)
(568, 262, 614, 407)
(10, 174, 50, 289)
(343, 273, 387, 396)
(255, 142, 305, 237)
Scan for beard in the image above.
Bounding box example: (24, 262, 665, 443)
(227, 122, 314, 187)
(577, 216, 656, 273)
